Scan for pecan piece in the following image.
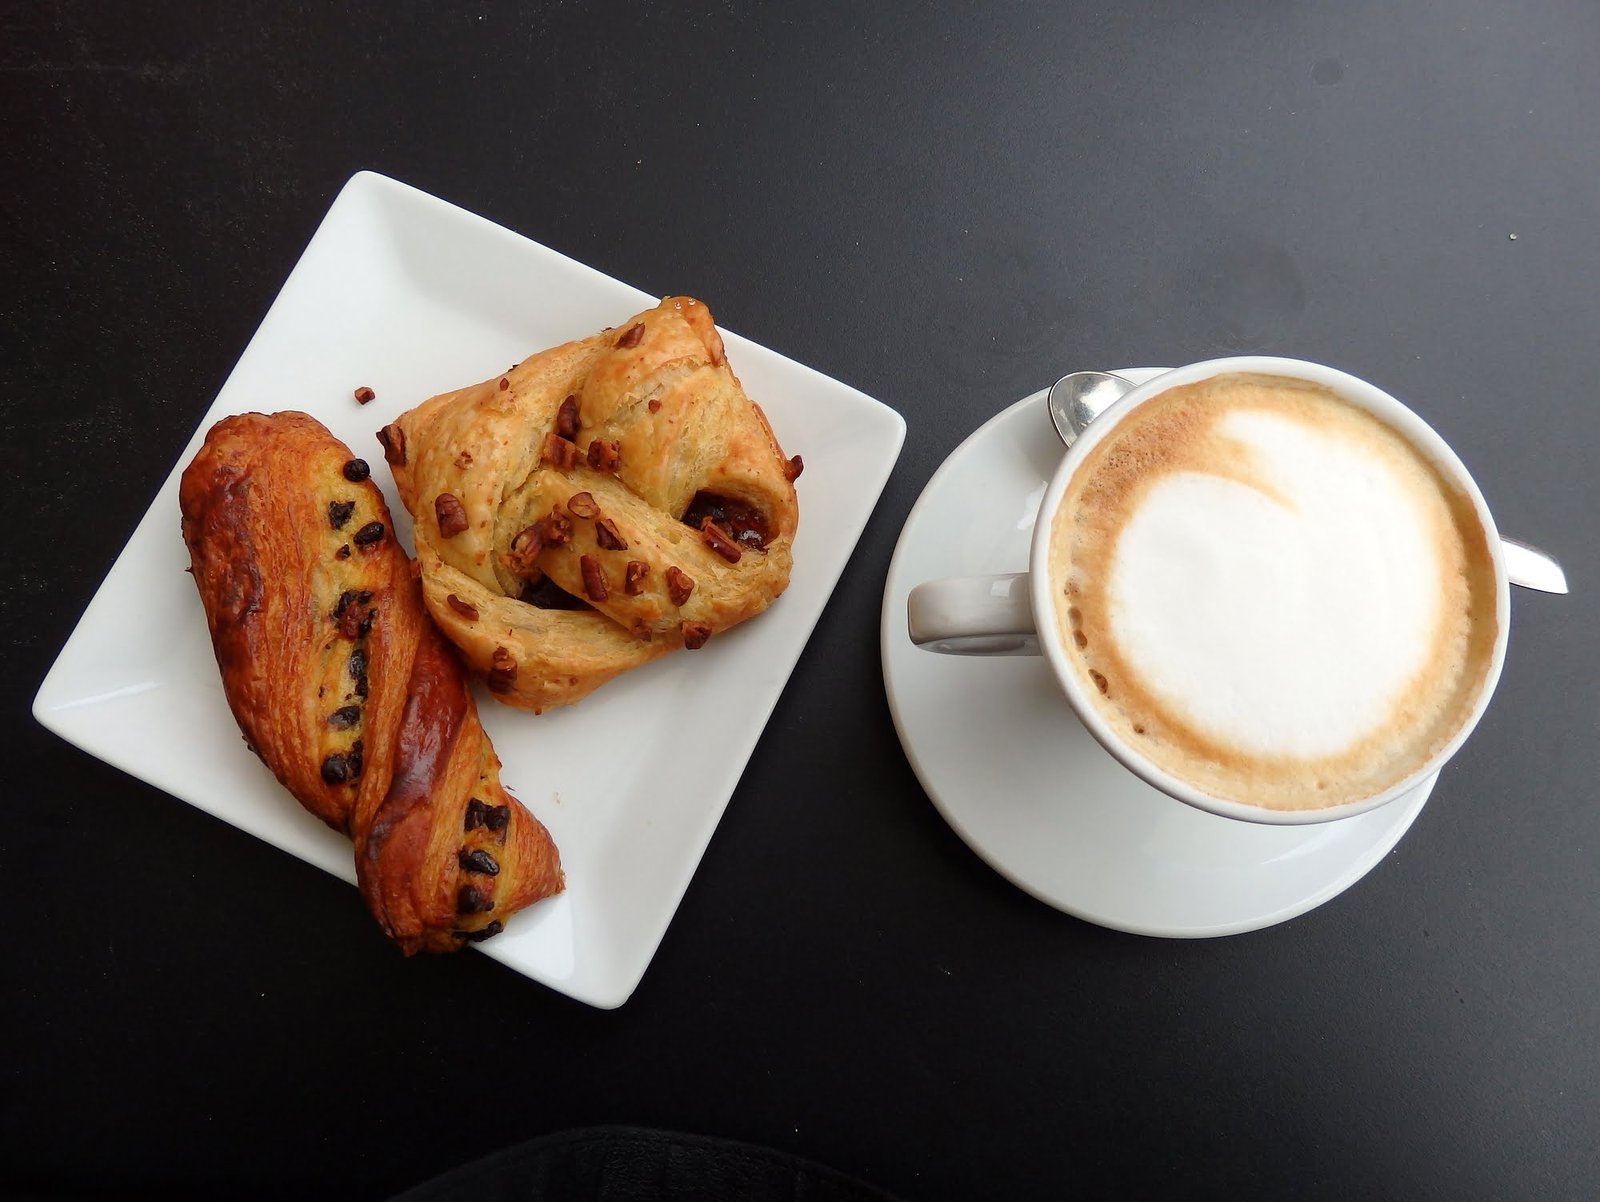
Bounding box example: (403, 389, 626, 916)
(700, 517, 742, 563)
(487, 646, 518, 694)
(566, 491, 599, 519)
(681, 620, 712, 650)
(587, 438, 621, 472)
(595, 517, 627, 551)
(540, 508, 574, 546)
(377, 423, 406, 465)
(615, 321, 645, 348)
(506, 524, 544, 574)
(624, 560, 649, 595)
(665, 566, 695, 606)
(446, 593, 479, 622)
(434, 492, 469, 538)
(580, 554, 609, 602)
(556, 394, 581, 439)
(542, 432, 578, 470)
(784, 454, 804, 482)
(353, 386, 376, 404)
(498, 376, 509, 391)
(647, 398, 662, 413)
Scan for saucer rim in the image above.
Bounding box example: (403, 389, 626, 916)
(878, 376, 1434, 939)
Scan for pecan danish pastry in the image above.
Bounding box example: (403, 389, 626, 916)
(381, 296, 802, 712)
(180, 412, 563, 953)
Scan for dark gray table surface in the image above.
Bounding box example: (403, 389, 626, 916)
(5, 3, 1597, 1199)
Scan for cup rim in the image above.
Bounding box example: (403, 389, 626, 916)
(1028, 356, 1512, 826)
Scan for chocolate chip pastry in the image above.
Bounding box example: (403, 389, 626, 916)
(380, 296, 802, 712)
(180, 412, 563, 952)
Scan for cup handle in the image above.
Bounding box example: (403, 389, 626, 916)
(907, 573, 1041, 655)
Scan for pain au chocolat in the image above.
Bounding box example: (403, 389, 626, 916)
(379, 296, 802, 713)
(179, 411, 563, 953)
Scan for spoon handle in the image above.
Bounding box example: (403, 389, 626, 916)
(1501, 536, 1569, 594)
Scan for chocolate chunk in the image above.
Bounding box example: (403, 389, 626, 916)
(458, 849, 500, 876)
(464, 798, 491, 832)
(343, 459, 370, 482)
(353, 521, 385, 549)
(320, 751, 356, 784)
(336, 544, 350, 559)
(446, 593, 480, 621)
(328, 500, 355, 530)
(348, 648, 367, 681)
(483, 804, 510, 835)
(456, 885, 494, 915)
(327, 705, 361, 729)
(453, 921, 504, 943)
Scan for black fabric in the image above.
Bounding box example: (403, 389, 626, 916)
(390, 1127, 903, 1202)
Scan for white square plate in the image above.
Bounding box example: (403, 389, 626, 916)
(33, 171, 905, 1008)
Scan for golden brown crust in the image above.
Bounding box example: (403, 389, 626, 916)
(383, 296, 800, 712)
(179, 411, 563, 953)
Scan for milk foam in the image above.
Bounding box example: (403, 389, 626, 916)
(1050, 372, 1499, 811)
(1107, 409, 1441, 758)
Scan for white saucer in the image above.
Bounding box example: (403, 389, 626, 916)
(879, 372, 1434, 937)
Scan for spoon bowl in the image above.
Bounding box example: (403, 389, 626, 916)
(1046, 371, 1135, 446)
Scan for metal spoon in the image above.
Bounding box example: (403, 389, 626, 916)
(1047, 370, 1134, 448)
(1046, 370, 1569, 594)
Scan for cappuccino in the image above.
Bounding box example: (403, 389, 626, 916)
(1048, 373, 1499, 811)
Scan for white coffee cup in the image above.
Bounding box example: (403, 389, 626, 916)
(906, 357, 1513, 826)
